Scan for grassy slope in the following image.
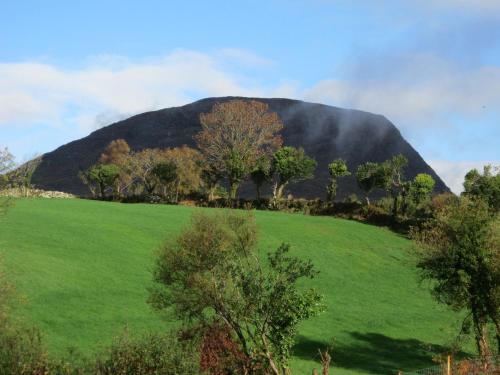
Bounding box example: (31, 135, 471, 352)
(0, 199, 466, 374)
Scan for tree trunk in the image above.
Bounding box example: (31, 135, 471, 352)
(492, 317, 500, 354)
(145, 180, 156, 195)
(327, 181, 336, 204)
(175, 181, 180, 203)
(208, 185, 216, 202)
(256, 184, 261, 200)
(260, 335, 281, 375)
(320, 350, 331, 375)
(115, 182, 121, 199)
(99, 182, 105, 198)
(392, 192, 398, 218)
(229, 181, 239, 201)
(478, 325, 492, 361)
(472, 308, 492, 361)
(272, 182, 278, 200)
(400, 184, 410, 217)
(275, 183, 286, 200)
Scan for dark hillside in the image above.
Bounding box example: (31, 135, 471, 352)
(31, 97, 449, 199)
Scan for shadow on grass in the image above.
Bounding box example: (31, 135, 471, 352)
(293, 332, 468, 374)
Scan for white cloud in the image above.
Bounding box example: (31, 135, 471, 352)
(0, 49, 270, 132)
(429, 160, 500, 194)
(3, 50, 498, 141)
(0, 91, 50, 123)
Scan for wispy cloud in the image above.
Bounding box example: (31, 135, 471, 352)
(304, 53, 500, 129)
(217, 48, 275, 68)
(422, 0, 500, 11)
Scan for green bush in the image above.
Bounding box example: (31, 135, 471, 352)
(93, 332, 200, 375)
(344, 193, 361, 204)
(0, 326, 51, 375)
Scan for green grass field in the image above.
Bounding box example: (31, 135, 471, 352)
(0, 199, 468, 374)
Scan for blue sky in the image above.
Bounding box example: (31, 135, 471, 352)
(1, 0, 499, 192)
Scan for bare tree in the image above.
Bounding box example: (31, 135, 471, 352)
(127, 148, 165, 195)
(0, 148, 15, 175)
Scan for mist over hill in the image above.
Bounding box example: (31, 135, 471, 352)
(31, 97, 449, 199)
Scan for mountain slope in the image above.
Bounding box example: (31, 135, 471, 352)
(31, 97, 449, 199)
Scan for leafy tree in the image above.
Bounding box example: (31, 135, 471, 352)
(326, 159, 351, 203)
(412, 197, 500, 358)
(152, 162, 178, 200)
(100, 139, 132, 197)
(463, 165, 500, 212)
(410, 173, 436, 205)
(163, 146, 203, 202)
(149, 212, 324, 374)
(272, 146, 317, 200)
(83, 164, 120, 198)
(355, 162, 382, 205)
(200, 164, 224, 202)
(380, 154, 409, 217)
(195, 100, 283, 200)
(250, 156, 272, 200)
(355, 155, 409, 216)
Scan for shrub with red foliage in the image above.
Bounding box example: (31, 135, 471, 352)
(200, 323, 251, 375)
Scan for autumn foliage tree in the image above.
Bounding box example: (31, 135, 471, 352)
(163, 146, 203, 202)
(195, 100, 283, 200)
(99, 139, 130, 166)
(99, 139, 132, 197)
